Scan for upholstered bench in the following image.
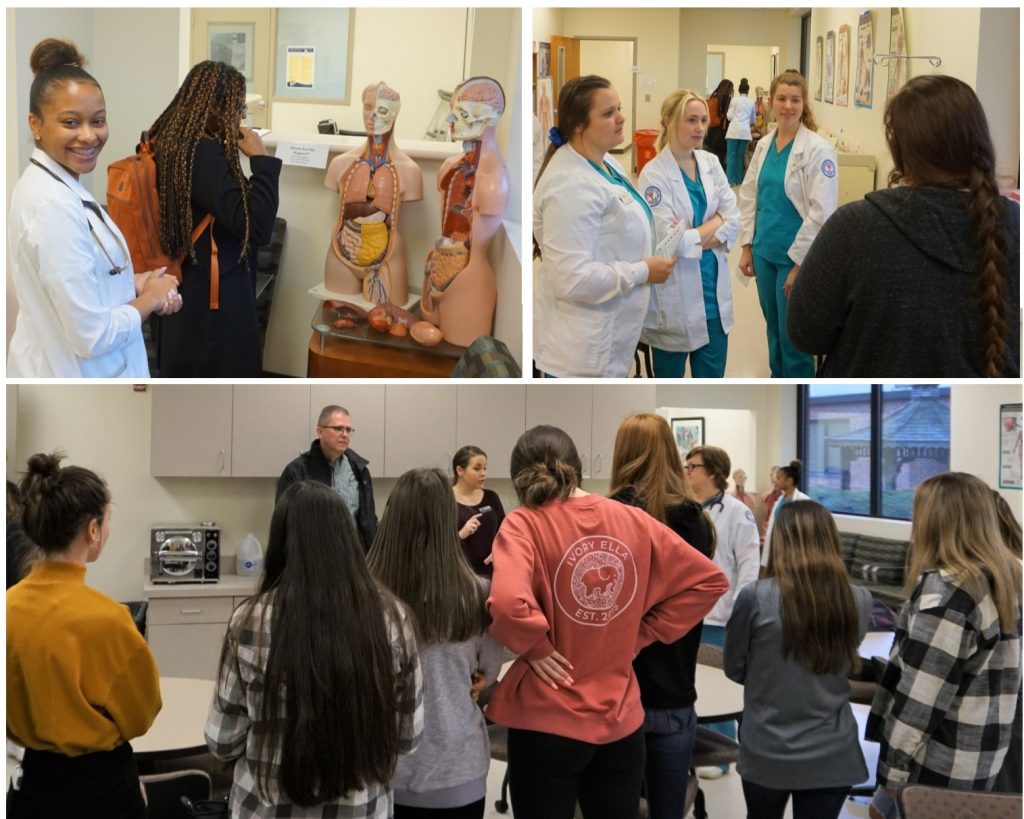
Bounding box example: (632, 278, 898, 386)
(840, 532, 909, 610)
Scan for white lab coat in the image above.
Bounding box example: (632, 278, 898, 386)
(737, 124, 838, 266)
(534, 144, 654, 377)
(761, 488, 812, 567)
(725, 95, 756, 141)
(704, 492, 761, 627)
(8, 149, 148, 377)
(638, 147, 741, 352)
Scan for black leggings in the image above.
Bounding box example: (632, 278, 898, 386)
(507, 726, 646, 819)
(741, 778, 850, 819)
(7, 742, 145, 819)
(394, 798, 486, 819)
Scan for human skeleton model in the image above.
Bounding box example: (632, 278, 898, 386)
(324, 82, 423, 305)
(420, 76, 510, 347)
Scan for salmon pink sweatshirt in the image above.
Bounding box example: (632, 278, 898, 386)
(486, 493, 728, 744)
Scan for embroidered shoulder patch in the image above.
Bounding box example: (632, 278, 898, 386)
(644, 185, 662, 207)
(821, 159, 837, 178)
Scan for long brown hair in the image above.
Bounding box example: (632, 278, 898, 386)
(907, 473, 1022, 632)
(884, 75, 1011, 377)
(368, 468, 487, 644)
(770, 69, 818, 133)
(148, 61, 252, 265)
(233, 481, 407, 805)
(610, 414, 711, 544)
(533, 75, 611, 260)
(767, 501, 860, 674)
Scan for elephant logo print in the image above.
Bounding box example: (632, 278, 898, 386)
(554, 535, 638, 626)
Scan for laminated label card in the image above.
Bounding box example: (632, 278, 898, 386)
(276, 142, 330, 169)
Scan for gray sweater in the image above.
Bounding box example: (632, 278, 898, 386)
(391, 630, 504, 808)
(788, 186, 1020, 377)
(724, 579, 873, 790)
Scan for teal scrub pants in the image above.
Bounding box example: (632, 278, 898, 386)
(753, 253, 815, 377)
(651, 317, 729, 378)
(725, 139, 749, 186)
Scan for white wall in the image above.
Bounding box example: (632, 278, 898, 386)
(706, 43, 777, 98)
(657, 406, 757, 492)
(975, 8, 1020, 189)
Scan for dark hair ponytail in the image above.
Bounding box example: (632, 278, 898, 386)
(18, 452, 109, 554)
(778, 459, 802, 486)
(451, 445, 487, 486)
(534, 75, 612, 260)
(28, 38, 101, 117)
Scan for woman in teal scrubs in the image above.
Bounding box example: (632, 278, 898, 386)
(737, 70, 838, 377)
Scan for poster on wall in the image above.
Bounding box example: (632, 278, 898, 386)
(814, 36, 823, 100)
(537, 42, 551, 79)
(887, 8, 908, 100)
(836, 24, 851, 106)
(1000, 404, 1022, 490)
(824, 31, 835, 104)
(855, 11, 874, 108)
(671, 417, 705, 457)
(536, 77, 554, 143)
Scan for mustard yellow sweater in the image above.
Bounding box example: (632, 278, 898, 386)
(7, 560, 162, 755)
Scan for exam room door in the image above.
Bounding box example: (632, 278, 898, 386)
(579, 38, 635, 163)
(190, 8, 272, 129)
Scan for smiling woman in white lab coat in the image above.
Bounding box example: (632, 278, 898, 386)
(737, 70, 838, 378)
(7, 38, 180, 378)
(638, 90, 740, 378)
(533, 75, 673, 378)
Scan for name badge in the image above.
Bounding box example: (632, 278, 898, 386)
(618, 190, 635, 207)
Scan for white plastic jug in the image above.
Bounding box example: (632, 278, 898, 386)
(236, 532, 264, 576)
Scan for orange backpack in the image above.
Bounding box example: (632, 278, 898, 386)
(707, 96, 723, 128)
(107, 134, 220, 309)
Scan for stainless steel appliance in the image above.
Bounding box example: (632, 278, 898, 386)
(150, 524, 220, 584)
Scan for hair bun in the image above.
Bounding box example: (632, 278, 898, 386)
(25, 451, 64, 481)
(30, 38, 86, 75)
(790, 459, 802, 469)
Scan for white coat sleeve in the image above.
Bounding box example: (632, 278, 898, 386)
(788, 142, 839, 266)
(736, 142, 764, 246)
(709, 157, 742, 251)
(539, 172, 650, 305)
(32, 196, 142, 360)
(637, 163, 702, 261)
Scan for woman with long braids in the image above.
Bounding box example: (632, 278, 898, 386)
(149, 60, 282, 377)
(789, 75, 1019, 376)
(533, 75, 673, 378)
(368, 468, 503, 819)
(205, 481, 423, 817)
(7, 38, 180, 377)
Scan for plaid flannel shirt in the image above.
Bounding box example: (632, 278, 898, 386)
(205, 592, 423, 818)
(867, 569, 1021, 789)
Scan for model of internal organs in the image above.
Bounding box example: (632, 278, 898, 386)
(420, 76, 510, 348)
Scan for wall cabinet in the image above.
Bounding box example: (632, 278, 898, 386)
(309, 385, 386, 477)
(151, 386, 233, 477)
(231, 385, 310, 477)
(384, 386, 457, 476)
(455, 386, 526, 479)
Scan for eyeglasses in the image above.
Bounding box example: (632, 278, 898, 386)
(320, 425, 355, 435)
(682, 463, 705, 473)
(82, 200, 130, 276)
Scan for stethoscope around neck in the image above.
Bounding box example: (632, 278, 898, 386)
(29, 158, 130, 276)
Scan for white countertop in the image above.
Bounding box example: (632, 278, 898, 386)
(144, 572, 259, 599)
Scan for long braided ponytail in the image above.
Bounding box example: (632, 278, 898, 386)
(148, 61, 252, 266)
(884, 75, 1011, 376)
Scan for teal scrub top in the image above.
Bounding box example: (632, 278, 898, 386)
(681, 166, 720, 322)
(587, 158, 656, 250)
(752, 135, 803, 266)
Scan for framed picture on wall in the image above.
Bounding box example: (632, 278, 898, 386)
(671, 417, 705, 457)
(855, 10, 874, 109)
(536, 77, 554, 142)
(538, 41, 551, 79)
(824, 30, 835, 104)
(836, 24, 851, 106)
(887, 8, 908, 101)
(999, 403, 1022, 490)
(814, 36, 823, 101)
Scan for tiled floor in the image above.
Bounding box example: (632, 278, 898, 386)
(482, 758, 874, 818)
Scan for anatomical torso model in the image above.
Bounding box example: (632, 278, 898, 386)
(324, 82, 423, 306)
(420, 76, 509, 347)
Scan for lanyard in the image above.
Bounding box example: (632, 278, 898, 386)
(29, 158, 130, 276)
(586, 158, 656, 247)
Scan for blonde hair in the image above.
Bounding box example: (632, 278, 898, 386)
(770, 69, 818, 133)
(908, 472, 1022, 632)
(657, 89, 708, 152)
(767, 501, 860, 674)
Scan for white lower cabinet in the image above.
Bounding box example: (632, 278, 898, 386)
(146, 596, 234, 681)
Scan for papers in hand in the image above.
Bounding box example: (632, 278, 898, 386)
(655, 219, 688, 258)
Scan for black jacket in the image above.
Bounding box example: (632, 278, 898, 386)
(276, 440, 377, 550)
(789, 186, 1020, 377)
(611, 488, 715, 710)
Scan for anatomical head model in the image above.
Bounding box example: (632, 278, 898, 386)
(448, 76, 504, 141)
(363, 81, 401, 136)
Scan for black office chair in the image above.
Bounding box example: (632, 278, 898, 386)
(139, 769, 213, 819)
(123, 600, 148, 638)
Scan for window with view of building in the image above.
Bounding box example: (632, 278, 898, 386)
(798, 385, 951, 520)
